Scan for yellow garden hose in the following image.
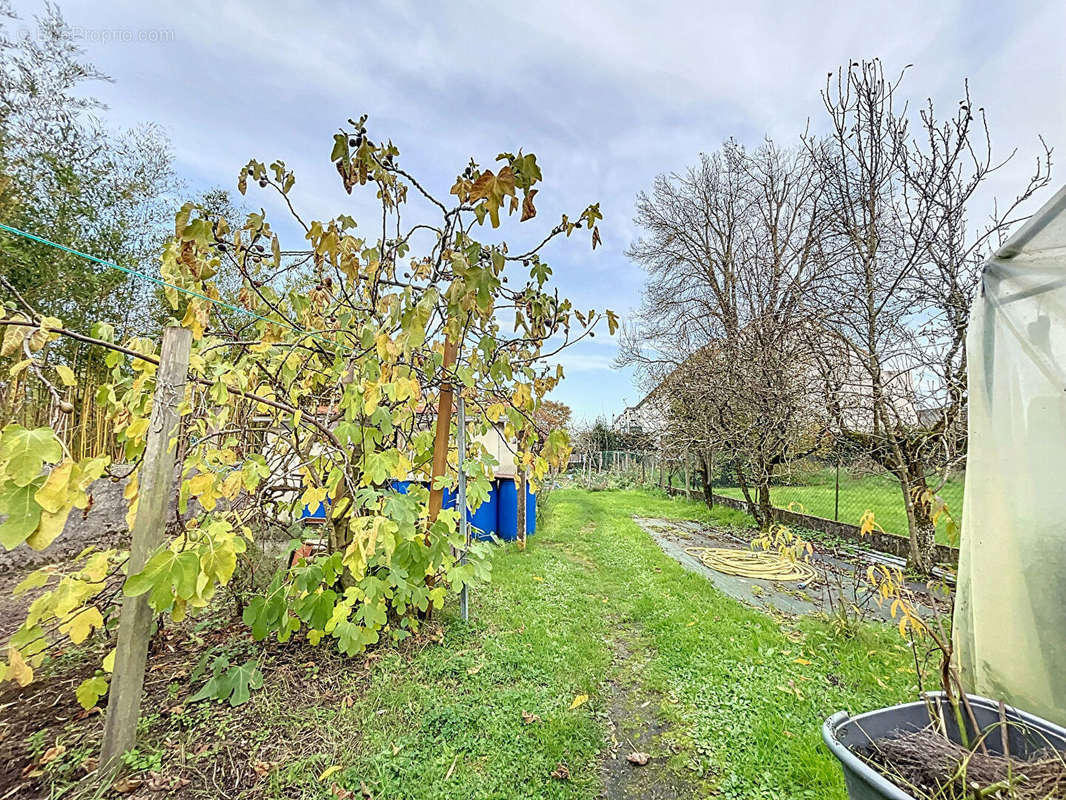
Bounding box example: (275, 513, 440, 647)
(683, 546, 818, 583)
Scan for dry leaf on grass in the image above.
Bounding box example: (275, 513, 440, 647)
(550, 763, 571, 780)
(39, 744, 65, 765)
(112, 777, 143, 793)
(626, 752, 650, 766)
(568, 694, 588, 710)
(521, 710, 541, 724)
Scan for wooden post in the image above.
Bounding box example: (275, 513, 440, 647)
(516, 469, 527, 547)
(427, 335, 458, 526)
(100, 326, 191, 773)
(834, 457, 840, 521)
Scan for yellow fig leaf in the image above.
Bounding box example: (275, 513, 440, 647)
(55, 364, 77, 387)
(26, 506, 71, 550)
(60, 606, 104, 644)
(125, 417, 150, 440)
(7, 647, 33, 687)
(33, 460, 74, 514)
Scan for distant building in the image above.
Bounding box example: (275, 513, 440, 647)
(612, 391, 666, 440)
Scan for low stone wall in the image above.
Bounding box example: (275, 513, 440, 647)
(666, 486, 959, 566)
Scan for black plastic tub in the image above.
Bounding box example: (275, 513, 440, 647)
(823, 693, 1066, 800)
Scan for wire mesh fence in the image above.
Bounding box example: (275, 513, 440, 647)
(565, 450, 965, 539)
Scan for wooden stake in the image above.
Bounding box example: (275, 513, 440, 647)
(100, 326, 191, 774)
(427, 335, 458, 526)
(516, 468, 527, 547)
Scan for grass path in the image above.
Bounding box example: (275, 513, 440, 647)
(242, 488, 923, 799)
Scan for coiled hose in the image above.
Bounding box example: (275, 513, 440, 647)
(683, 546, 818, 583)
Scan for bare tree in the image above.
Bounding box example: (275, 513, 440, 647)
(807, 59, 1052, 571)
(621, 139, 829, 528)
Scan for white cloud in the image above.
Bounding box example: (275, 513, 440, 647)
(12, 0, 1063, 422)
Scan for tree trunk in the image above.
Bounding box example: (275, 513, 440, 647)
(757, 482, 773, 529)
(697, 451, 714, 509)
(906, 474, 937, 573)
(735, 465, 773, 530)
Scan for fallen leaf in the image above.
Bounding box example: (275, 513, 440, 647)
(253, 760, 279, 776)
(626, 752, 650, 766)
(359, 780, 374, 799)
(112, 777, 143, 793)
(39, 744, 65, 765)
(532, 576, 543, 581)
(466, 663, 482, 675)
(569, 694, 588, 710)
(319, 765, 343, 782)
(147, 771, 174, 791)
(521, 710, 541, 725)
(391, 743, 402, 755)
(330, 783, 353, 800)
(793, 657, 811, 665)
(550, 763, 570, 780)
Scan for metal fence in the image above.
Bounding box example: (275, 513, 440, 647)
(566, 451, 964, 538)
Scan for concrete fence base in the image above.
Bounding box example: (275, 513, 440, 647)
(665, 486, 959, 566)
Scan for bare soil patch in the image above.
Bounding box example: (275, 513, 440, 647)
(600, 630, 709, 799)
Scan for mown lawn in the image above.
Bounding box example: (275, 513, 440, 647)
(13, 488, 925, 799)
(715, 470, 965, 543)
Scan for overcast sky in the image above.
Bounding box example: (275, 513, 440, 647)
(12, 0, 1065, 421)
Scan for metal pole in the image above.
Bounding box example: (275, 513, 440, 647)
(457, 397, 469, 621)
(834, 457, 840, 522)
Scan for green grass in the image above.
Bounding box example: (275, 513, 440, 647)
(715, 470, 964, 543)
(218, 488, 922, 798)
(34, 489, 924, 799)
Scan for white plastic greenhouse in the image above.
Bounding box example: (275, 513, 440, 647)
(955, 185, 1066, 726)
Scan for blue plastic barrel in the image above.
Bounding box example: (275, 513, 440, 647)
(497, 478, 518, 541)
(469, 484, 497, 540)
(441, 482, 498, 541)
(497, 478, 536, 541)
(300, 499, 329, 522)
(525, 484, 536, 536)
